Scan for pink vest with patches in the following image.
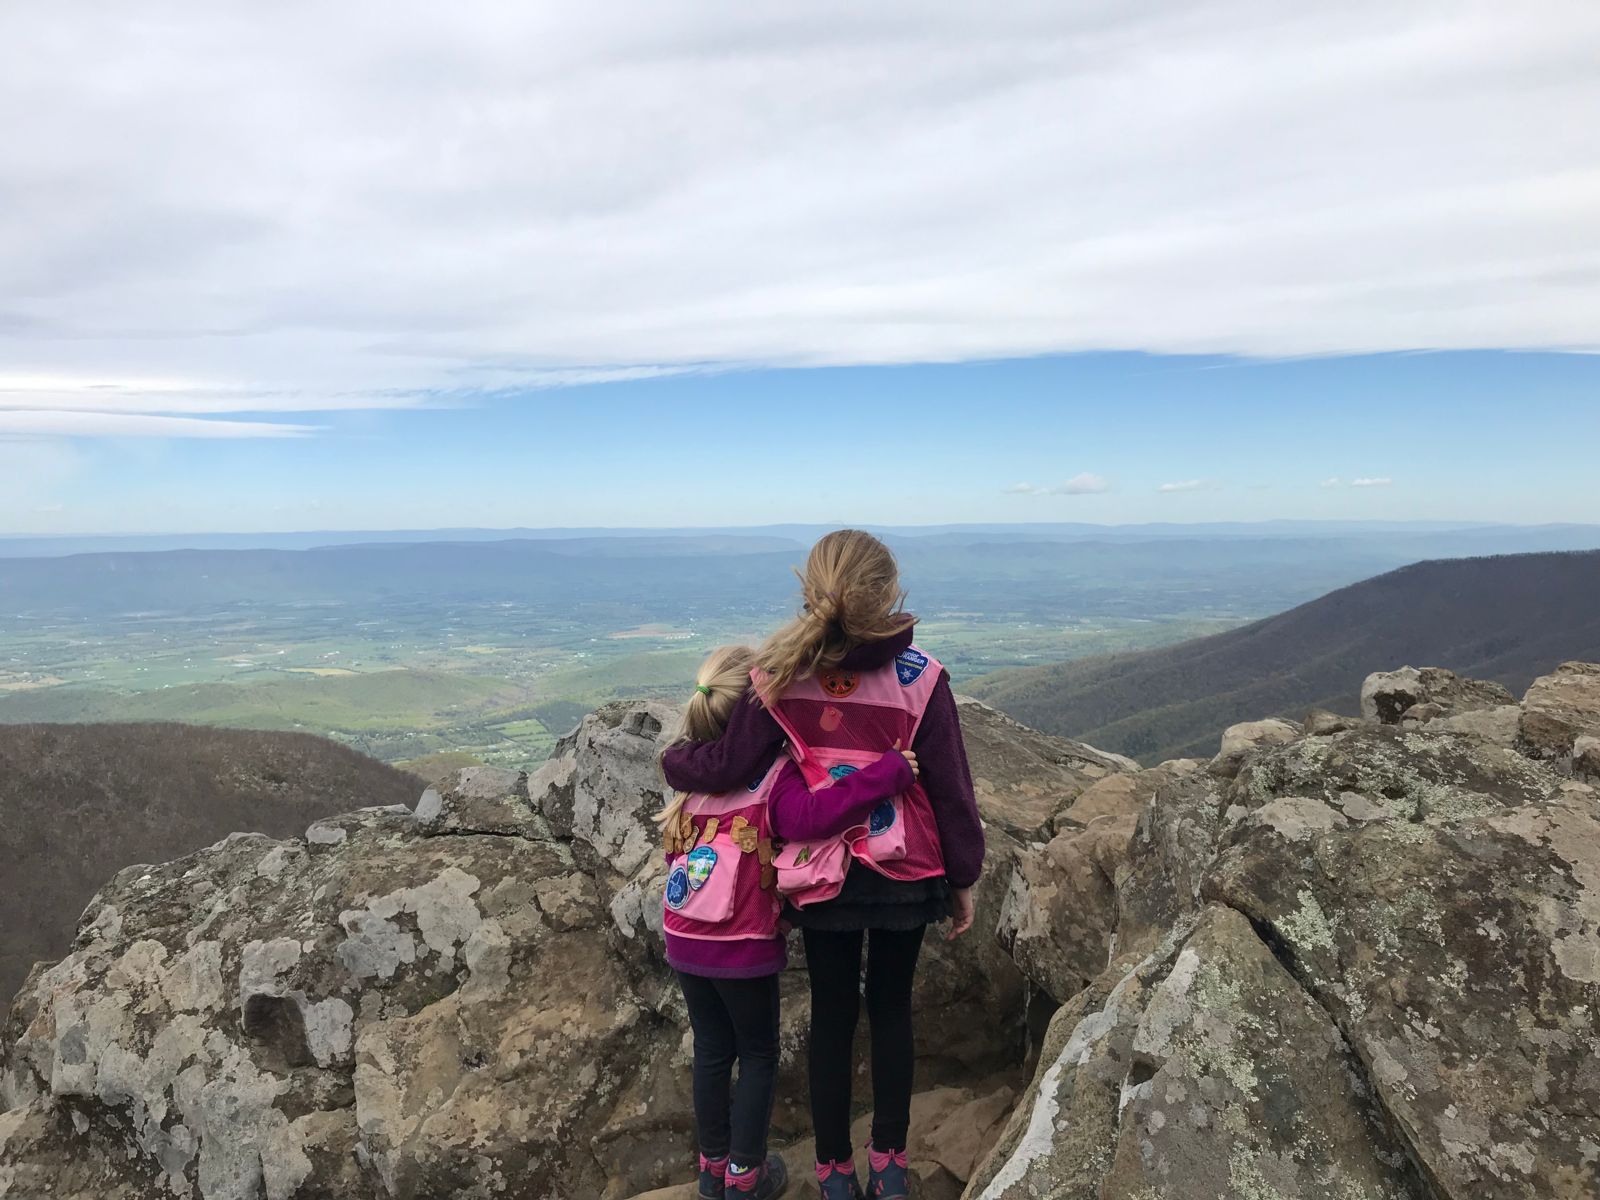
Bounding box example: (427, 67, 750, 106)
(661, 758, 784, 942)
(755, 644, 946, 905)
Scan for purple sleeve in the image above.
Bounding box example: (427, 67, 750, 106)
(915, 672, 986, 888)
(769, 752, 914, 842)
(660, 690, 785, 794)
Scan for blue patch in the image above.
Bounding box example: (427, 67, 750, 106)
(664, 865, 690, 911)
(685, 845, 718, 890)
(868, 799, 898, 836)
(894, 647, 929, 686)
(829, 763, 859, 781)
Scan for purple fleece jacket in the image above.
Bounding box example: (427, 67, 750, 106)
(661, 622, 985, 979)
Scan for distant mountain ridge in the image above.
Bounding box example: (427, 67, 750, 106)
(0, 723, 422, 1002)
(966, 549, 1600, 763)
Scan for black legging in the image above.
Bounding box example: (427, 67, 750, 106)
(676, 971, 782, 1169)
(803, 925, 927, 1161)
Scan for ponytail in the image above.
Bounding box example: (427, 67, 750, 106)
(655, 644, 757, 827)
(755, 529, 909, 705)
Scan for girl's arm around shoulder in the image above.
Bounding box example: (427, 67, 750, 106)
(768, 751, 914, 843)
(659, 689, 785, 794)
(914, 671, 986, 889)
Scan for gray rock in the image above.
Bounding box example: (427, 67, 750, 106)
(1208, 717, 1301, 777)
(1520, 660, 1600, 762)
(413, 765, 551, 838)
(1361, 664, 1514, 725)
(1427, 701, 1523, 746)
(1303, 707, 1364, 735)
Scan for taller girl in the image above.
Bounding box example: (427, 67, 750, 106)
(662, 530, 984, 1200)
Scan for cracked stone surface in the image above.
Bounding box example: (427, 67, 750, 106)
(2, 697, 1123, 1199)
(969, 669, 1600, 1200)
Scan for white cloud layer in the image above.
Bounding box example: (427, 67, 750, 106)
(1158, 479, 1221, 493)
(3, 2, 1599, 436)
(1005, 474, 1111, 496)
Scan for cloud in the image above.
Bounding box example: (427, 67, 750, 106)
(1157, 479, 1221, 493)
(1351, 476, 1394, 487)
(1005, 473, 1111, 496)
(0, 411, 317, 438)
(1, 0, 1598, 438)
(1320, 476, 1344, 488)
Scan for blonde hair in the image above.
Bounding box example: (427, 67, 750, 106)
(655, 644, 757, 828)
(755, 529, 909, 705)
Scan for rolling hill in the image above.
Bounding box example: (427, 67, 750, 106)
(0, 723, 423, 1003)
(965, 549, 1600, 764)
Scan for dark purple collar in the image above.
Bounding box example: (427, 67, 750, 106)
(838, 617, 917, 670)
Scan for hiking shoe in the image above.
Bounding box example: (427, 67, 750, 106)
(698, 1152, 728, 1199)
(726, 1153, 789, 1198)
(815, 1158, 861, 1200)
(866, 1143, 909, 1200)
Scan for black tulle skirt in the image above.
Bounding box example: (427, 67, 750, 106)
(782, 866, 951, 932)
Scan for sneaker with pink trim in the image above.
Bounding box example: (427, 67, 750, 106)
(698, 1152, 728, 1199)
(726, 1153, 789, 1198)
(815, 1156, 862, 1200)
(866, 1142, 908, 1200)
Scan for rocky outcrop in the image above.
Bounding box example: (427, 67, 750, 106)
(1, 696, 1128, 1199)
(6, 664, 1595, 1200)
(1209, 717, 1301, 778)
(995, 760, 1197, 1004)
(969, 665, 1600, 1200)
(1361, 664, 1514, 725)
(1519, 660, 1600, 767)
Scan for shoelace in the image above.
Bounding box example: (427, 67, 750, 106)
(866, 1143, 908, 1172)
(816, 1157, 856, 1183)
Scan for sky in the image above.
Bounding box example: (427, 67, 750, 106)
(2, 2, 1598, 533)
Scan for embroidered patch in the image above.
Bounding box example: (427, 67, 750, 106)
(795, 845, 812, 866)
(820, 670, 859, 698)
(665, 864, 690, 910)
(829, 763, 859, 781)
(868, 799, 898, 836)
(729, 816, 759, 853)
(820, 705, 843, 732)
(686, 845, 718, 889)
(894, 647, 929, 686)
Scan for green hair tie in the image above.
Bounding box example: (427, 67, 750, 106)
(695, 684, 712, 696)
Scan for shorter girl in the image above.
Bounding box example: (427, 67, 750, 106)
(660, 645, 916, 1199)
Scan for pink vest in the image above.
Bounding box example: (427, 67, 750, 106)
(755, 645, 947, 905)
(662, 758, 784, 942)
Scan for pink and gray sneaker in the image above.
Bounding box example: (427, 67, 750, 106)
(866, 1143, 909, 1200)
(726, 1153, 789, 1199)
(815, 1157, 862, 1200)
(699, 1152, 730, 1199)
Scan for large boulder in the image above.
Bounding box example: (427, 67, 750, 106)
(995, 761, 1196, 1004)
(1519, 660, 1600, 764)
(1209, 717, 1300, 778)
(1360, 665, 1513, 725)
(971, 676, 1600, 1200)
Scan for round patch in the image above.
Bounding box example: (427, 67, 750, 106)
(664, 865, 690, 910)
(868, 799, 898, 836)
(686, 844, 719, 890)
(829, 763, 860, 781)
(820, 670, 859, 698)
(820, 705, 843, 732)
